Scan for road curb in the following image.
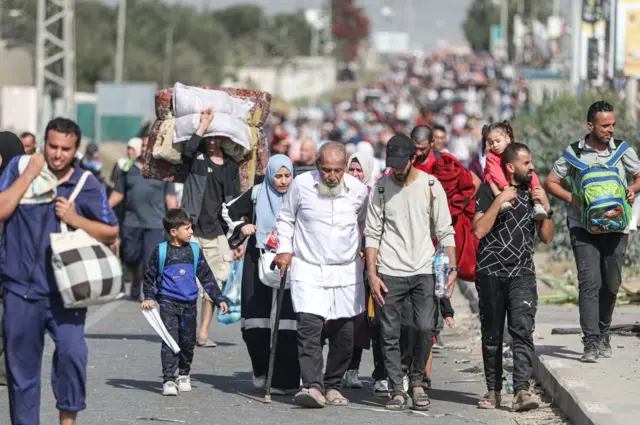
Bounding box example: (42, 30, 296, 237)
(533, 351, 622, 425)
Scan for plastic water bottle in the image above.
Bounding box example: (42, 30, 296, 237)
(434, 244, 450, 298)
(506, 373, 514, 394)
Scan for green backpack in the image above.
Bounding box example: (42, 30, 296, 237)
(562, 139, 631, 234)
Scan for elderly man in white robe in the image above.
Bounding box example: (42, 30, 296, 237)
(274, 142, 369, 408)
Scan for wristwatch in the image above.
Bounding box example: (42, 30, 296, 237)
(449, 266, 460, 274)
(546, 209, 554, 219)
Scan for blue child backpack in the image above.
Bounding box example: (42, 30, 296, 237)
(158, 242, 200, 275)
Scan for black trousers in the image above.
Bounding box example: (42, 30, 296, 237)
(159, 298, 198, 382)
(570, 228, 628, 346)
(297, 313, 354, 393)
(375, 274, 437, 394)
(477, 274, 537, 393)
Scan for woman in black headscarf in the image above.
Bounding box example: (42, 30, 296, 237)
(0, 131, 26, 175)
(0, 131, 24, 386)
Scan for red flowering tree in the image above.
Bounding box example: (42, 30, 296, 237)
(331, 0, 370, 63)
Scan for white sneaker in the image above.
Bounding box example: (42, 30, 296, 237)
(500, 201, 513, 212)
(533, 203, 548, 221)
(253, 375, 266, 389)
(176, 375, 191, 392)
(343, 369, 364, 389)
(372, 379, 390, 397)
(162, 381, 178, 396)
(402, 375, 410, 393)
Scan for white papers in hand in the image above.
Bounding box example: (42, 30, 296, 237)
(142, 306, 181, 354)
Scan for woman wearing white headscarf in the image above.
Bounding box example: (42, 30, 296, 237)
(222, 155, 300, 394)
(347, 150, 376, 187)
(342, 149, 382, 391)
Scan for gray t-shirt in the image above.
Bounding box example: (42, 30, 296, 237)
(552, 137, 640, 232)
(364, 172, 456, 277)
(114, 163, 176, 229)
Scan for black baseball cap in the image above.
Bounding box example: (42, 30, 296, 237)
(386, 133, 416, 168)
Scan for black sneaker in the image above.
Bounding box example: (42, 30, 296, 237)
(580, 344, 599, 363)
(598, 335, 612, 358)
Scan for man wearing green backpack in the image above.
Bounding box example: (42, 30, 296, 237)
(546, 101, 640, 363)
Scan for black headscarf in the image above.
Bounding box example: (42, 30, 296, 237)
(0, 131, 26, 175)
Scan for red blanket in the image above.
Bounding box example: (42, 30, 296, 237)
(431, 154, 479, 282)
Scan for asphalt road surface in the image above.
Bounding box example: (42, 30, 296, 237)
(0, 293, 570, 425)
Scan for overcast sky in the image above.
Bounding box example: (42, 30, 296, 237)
(105, 0, 473, 52)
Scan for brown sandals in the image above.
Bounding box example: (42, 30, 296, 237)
(512, 390, 540, 412)
(477, 391, 501, 409)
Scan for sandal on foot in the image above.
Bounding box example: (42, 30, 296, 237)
(477, 391, 501, 409)
(325, 389, 349, 406)
(512, 390, 540, 412)
(385, 393, 409, 411)
(411, 388, 431, 411)
(196, 338, 217, 348)
(293, 388, 326, 408)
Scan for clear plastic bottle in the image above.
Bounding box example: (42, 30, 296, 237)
(506, 373, 514, 394)
(434, 244, 450, 298)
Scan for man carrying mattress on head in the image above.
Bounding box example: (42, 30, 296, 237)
(180, 109, 243, 347)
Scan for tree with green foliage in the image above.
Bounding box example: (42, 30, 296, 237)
(462, 0, 552, 57)
(0, 0, 313, 91)
(512, 92, 640, 273)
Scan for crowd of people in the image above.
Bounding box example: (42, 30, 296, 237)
(0, 55, 639, 424)
(270, 51, 528, 180)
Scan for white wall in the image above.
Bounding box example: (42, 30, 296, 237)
(526, 78, 571, 106)
(1, 86, 37, 133)
(224, 57, 337, 102)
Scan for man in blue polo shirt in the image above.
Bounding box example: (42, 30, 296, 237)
(0, 118, 119, 425)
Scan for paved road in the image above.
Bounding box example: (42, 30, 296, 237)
(0, 293, 570, 425)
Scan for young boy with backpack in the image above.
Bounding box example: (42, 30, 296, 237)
(141, 208, 229, 395)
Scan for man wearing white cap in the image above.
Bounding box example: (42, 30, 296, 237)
(111, 137, 143, 189)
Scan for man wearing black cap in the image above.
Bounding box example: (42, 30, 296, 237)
(364, 133, 457, 411)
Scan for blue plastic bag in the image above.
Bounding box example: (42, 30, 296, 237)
(217, 258, 242, 325)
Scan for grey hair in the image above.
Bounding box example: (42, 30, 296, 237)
(318, 141, 347, 165)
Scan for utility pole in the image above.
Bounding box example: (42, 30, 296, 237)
(531, 0, 537, 65)
(36, 0, 76, 143)
(114, 0, 126, 83)
(607, 0, 617, 80)
(406, 0, 414, 50)
(626, 76, 637, 124)
(162, 20, 176, 88)
(570, 0, 582, 90)
(323, 0, 333, 55)
(500, 0, 509, 60)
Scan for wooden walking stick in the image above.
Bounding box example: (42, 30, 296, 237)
(264, 264, 288, 404)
